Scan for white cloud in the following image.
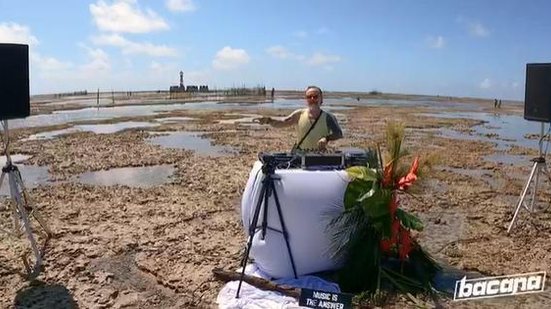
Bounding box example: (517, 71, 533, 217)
(266, 45, 305, 61)
(150, 61, 173, 72)
(92, 34, 177, 57)
(512, 81, 519, 89)
(90, 0, 169, 33)
(266, 45, 293, 59)
(480, 78, 492, 89)
(32, 53, 73, 71)
(456, 17, 490, 38)
(426, 35, 445, 49)
(293, 30, 308, 38)
(469, 22, 490, 37)
(212, 46, 250, 70)
(166, 0, 196, 12)
(80, 47, 111, 72)
(0, 22, 39, 45)
(305, 52, 341, 66)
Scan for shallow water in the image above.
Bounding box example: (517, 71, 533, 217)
(147, 131, 237, 156)
(75, 165, 175, 188)
(154, 116, 195, 123)
(0, 164, 51, 196)
(10, 97, 460, 130)
(420, 112, 544, 151)
(484, 153, 531, 165)
(25, 121, 159, 140)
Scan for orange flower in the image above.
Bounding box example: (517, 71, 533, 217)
(382, 162, 393, 187)
(397, 156, 420, 191)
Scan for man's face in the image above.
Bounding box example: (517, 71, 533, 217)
(305, 89, 321, 109)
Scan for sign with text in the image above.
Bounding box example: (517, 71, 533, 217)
(299, 288, 353, 309)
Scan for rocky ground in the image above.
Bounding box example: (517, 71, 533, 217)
(1, 94, 550, 308)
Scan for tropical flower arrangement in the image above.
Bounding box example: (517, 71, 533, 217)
(327, 122, 442, 302)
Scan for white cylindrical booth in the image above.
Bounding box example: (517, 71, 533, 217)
(241, 161, 351, 279)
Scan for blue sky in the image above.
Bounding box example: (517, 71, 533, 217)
(1, 0, 550, 100)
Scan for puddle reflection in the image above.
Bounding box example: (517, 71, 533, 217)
(419, 112, 543, 151)
(148, 131, 237, 156)
(76, 165, 175, 188)
(0, 165, 51, 196)
(25, 122, 159, 140)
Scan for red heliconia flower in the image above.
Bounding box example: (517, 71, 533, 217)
(398, 228, 412, 260)
(380, 238, 393, 253)
(391, 219, 400, 238)
(397, 156, 420, 191)
(382, 162, 394, 187)
(389, 194, 398, 217)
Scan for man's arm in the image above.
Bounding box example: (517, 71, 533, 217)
(266, 109, 301, 128)
(325, 113, 343, 141)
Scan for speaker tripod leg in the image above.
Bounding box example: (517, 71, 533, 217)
(508, 161, 539, 233)
(8, 171, 42, 278)
(12, 167, 53, 237)
(528, 163, 542, 212)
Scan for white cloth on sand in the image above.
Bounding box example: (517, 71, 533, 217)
(217, 263, 341, 309)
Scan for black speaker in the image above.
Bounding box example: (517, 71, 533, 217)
(524, 63, 551, 122)
(0, 43, 30, 120)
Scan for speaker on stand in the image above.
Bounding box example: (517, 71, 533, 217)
(508, 63, 551, 233)
(0, 43, 52, 278)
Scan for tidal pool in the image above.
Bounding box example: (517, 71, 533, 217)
(25, 122, 159, 140)
(147, 131, 237, 156)
(75, 165, 175, 188)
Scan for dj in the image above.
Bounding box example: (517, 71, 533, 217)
(255, 85, 343, 151)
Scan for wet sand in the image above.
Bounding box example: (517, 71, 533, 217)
(1, 93, 550, 308)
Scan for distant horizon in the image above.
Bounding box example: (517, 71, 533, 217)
(29, 86, 524, 103)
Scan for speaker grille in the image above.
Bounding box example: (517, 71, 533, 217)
(0, 43, 30, 120)
(524, 63, 551, 122)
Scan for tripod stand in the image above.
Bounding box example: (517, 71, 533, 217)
(508, 122, 551, 233)
(235, 156, 298, 298)
(0, 120, 51, 278)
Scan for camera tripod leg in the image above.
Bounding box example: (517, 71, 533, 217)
(508, 161, 539, 233)
(271, 180, 298, 279)
(236, 180, 268, 298)
(236, 170, 298, 297)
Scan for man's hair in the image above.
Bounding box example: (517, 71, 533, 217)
(305, 85, 323, 103)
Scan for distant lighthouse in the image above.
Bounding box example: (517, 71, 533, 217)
(179, 71, 184, 89)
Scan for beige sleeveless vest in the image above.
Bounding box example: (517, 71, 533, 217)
(296, 109, 329, 151)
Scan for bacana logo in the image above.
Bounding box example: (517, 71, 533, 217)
(454, 271, 546, 301)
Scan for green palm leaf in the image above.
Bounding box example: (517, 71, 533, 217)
(396, 208, 424, 231)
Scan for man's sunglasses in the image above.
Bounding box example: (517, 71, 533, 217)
(306, 95, 319, 99)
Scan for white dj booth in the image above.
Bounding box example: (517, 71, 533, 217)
(241, 158, 353, 279)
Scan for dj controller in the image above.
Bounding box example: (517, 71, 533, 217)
(258, 149, 378, 170)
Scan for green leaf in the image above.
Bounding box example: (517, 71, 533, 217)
(360, 188, 392, 219)
(344, 180, 370, 210)
(346, 166, 379, 182)
(370, 214, 393, 239)
(396, 209, 424, 231)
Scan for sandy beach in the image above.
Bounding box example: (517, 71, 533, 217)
(1, 92, 550, 308)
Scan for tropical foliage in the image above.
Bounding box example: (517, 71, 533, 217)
(327, 122, 442, 301)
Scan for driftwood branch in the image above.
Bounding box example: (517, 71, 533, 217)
(212, 268, 370, 308)
(212, 268, 301, 299)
